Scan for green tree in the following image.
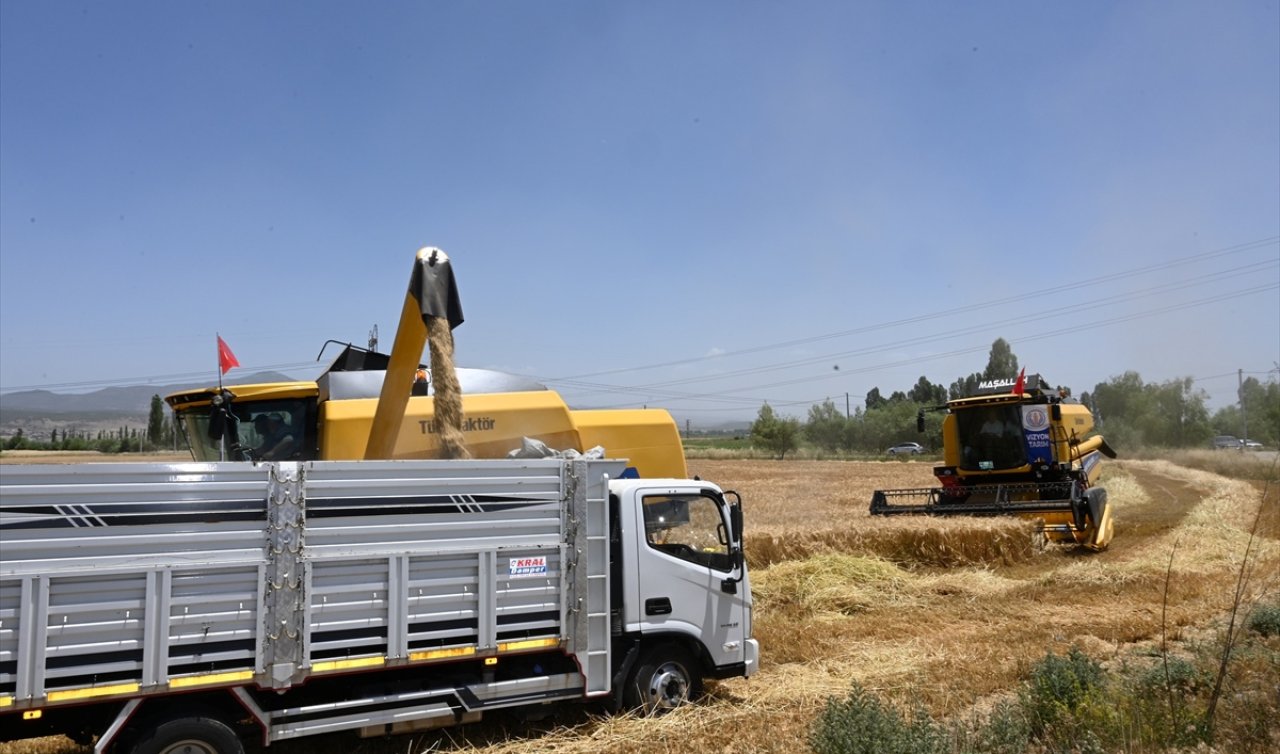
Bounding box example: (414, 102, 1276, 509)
(1090, 371, 1213, 448)
(1237, 376, 1280, 445)
(983, 337, 1019, 381)
(805, 400, 848, 453)
(949, 373, 980, 400)
(148, 395, 165, 449)
(908, 376, 946, 405)
(860, 401, 932, 452)
(1213, 378, 1280, 447)
(751, 403, 801, 459)
(1148, 377, 1210, 446)
(865, 387, 886, 411)
(950, 338, 1021, 399)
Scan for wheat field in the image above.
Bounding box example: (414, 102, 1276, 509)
(1, 456, 1276, 753)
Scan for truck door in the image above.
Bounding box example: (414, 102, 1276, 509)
(629, 488, 748, 669)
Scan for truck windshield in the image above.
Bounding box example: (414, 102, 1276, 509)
(176, 399, 313, 462)
(642, 493, 733, 572)
(956, 404, 1026, 471)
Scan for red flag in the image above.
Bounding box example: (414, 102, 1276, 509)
(217, 335, 240, 375)
(1013, 367, 1026, 395)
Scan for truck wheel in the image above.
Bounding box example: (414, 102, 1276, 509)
(623, 644, 702, 715)
(131, 716, 245, 754)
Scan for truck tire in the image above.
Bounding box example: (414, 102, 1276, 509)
(623, 644, 702, 715)
(130, 716, 245, 754)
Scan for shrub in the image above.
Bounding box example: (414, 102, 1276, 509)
(1122, 657, 1211, 747)
(960, 700, 1032, 754)
(1022, 647, 1106, 729)
(810, 682, 948, 754)
(1247, 602, 1280, 637)
(1020, 647, 1120, 751)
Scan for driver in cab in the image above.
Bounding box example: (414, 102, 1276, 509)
(253, 413, 296, 460)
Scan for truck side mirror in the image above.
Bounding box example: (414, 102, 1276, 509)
(917, 409, 925, 433)
(1051, 404, 1062, 421)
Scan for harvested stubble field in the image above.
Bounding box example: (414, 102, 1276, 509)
(2, 454, 1277, 754)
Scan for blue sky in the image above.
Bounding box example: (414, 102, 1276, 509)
(2, 1, 1277, 425)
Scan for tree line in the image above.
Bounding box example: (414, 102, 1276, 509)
(750, 339, 1279, 459)
(3, 395, 179, 453)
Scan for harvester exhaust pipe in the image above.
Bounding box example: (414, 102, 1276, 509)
(365, 247, 469, 460)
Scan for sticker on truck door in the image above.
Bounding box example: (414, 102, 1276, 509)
(509, 556, 548, 578)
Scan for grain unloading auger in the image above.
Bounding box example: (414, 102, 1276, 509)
(870, 373, 1118, 551)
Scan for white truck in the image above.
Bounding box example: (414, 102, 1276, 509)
(0, 457, 757, 753)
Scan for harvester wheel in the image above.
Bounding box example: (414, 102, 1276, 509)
(1081, 487, 1113, 552)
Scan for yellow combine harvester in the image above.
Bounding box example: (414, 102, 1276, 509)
(870, 373, 1117, 550)
(166, 249, 687, 479)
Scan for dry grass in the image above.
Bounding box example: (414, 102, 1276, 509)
(1141, 447, 1280, 483)
(745, 518, 1039, 570)
(689, 459, 1044, 568)
(3, 457, 1276, 754)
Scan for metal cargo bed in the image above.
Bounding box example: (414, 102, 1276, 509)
(0, 458, 622, 724)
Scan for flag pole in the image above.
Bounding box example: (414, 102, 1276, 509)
(216, 333, 224, 461)
(213, 335, 241, 462)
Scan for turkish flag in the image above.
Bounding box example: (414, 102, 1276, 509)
(1013, 367, 1026, 395)
(217, 335, 240, 375)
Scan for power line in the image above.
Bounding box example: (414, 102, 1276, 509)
(555, 281, 1278, 409)
(3, 236, 1276, 397)
(545, 272, 1276, 402)
(551, 235, 1278, 381)
(605, 260, 1278, 393)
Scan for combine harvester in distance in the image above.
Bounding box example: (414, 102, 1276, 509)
(870, 372, 1117, 551)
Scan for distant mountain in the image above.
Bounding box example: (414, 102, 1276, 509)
(0, 372, 298, 415)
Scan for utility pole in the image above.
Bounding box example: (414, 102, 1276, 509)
(368, 324, 379, 352)
(1239, 368, 1248, 442)
(845, 392, 850, 420)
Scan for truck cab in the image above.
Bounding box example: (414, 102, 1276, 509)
(614, 479, 756, 705)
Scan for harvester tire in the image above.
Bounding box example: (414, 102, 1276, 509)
(1083, 487, 1113, 551)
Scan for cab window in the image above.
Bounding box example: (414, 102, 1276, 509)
(957, 405, 1026, 470)
(642, 493, 732, 571)
(176, 398, 315, 462)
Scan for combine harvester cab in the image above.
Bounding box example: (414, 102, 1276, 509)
(870, 373, 1118, 551)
